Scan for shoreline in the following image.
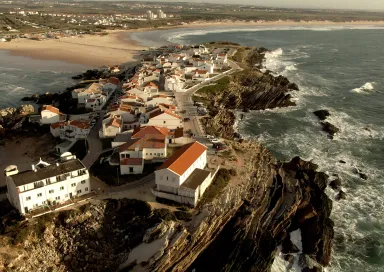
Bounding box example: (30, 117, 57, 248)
(1, 20, 384, 66)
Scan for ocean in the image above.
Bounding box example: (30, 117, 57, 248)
(0, 50, 87, 109)
(130, 26, 384, 272)
(1, 25, 383, 272)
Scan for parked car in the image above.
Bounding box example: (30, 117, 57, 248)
(210, 138, 220, 144)
(206, 135, 214, 139)
(183, 117, 191, 122)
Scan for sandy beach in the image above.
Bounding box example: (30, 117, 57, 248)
(0, 30, 146, 67)
(1, 20, 384, 67)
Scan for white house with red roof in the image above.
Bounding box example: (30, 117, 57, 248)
(59, 120, 91, 141)
(144, 81, 160, 93)
(153, 141, 213, 206)
(145, 109, 183, 129)
(193, 70, 210, 81)
(99, 115, 123, 138)
(118, 126, 169, 175)
(40, 105, 67, 125)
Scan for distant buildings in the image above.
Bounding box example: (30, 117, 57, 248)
(146, 9, 166, 20)
(5, 153, 91, 215)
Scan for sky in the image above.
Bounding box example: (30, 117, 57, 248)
(125, 0, 384, 11)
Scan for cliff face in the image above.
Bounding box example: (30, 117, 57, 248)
(199, 48, 298, 138)
(121, 143, 333, 272)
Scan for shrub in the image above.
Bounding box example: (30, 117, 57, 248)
(153, 209, 176, 221)
(198, 168, 231, 207)
(174, 211, 192, 222)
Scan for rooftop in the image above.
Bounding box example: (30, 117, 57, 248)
(10, 159, 86, 187)
(119, 134, 166, 151)
(42, 105, 60, 114)
(181, 168, 211, 190)
(157, 141, 207, 176)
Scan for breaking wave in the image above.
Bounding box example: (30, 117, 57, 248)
(351, 82, 376, 93)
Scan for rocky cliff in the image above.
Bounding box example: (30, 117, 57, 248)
(199, 48, 298, 138)
(0, 142, 333, 272)
(122, 143, 333, 272)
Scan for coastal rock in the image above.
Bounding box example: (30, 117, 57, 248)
(329, 178, 342, 190)
(313, 110, 330, 121)
(336, 190, 347, 201)
(0, 107, 17, 117)
(17, 104, 35, 115)
(320, 121, 339, 139)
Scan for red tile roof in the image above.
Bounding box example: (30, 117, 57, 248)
(119, 134, 166, 151)
(50, 121, 65, 129)
(121, 158, 143, 166)
(157, 142, 207, 176)
(149, 109, 181, 120)
(108, 77, 120, 85)
(132, 126, 169, 138)
(196, 69, 208, 75)
(42, 105, 60, 114)
(67, 120, 90, 130)
(145, 81, 159, 88)
(108, 116, 122, 128)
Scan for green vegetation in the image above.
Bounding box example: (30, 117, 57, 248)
(174, 211, 192, 222)
(198, 168, 232, 207)
(153, 209, 177, 222)
(196, 76, 230, 96)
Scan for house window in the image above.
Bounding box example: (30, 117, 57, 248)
(166, 176, 168, 181)
(60, 186, 64, 191)
(42, 201, 47, 205)
(85, 187, 89, 192)
(55, 196, 60, 200)
(77, 190, 82, 194)
(71, 183, 76, 187)
(37, 193, 42, 197)
(163, 121, 166, 124)
(81, 180, 86, 184)
(26, 196, 31, 201)
(49, 190, 54, 194)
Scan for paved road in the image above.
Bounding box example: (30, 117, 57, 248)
(82, 112, 104, 168)
(175, 56, 242, 138)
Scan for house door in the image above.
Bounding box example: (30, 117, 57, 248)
(169, 139, 172, 144)
(69, 193, 73, 198)
(24, 207, 29, 214)
(129, 167, 133, 173)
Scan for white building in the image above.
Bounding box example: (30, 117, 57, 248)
(40, 105, 67, 125)
(146, 10, 154, 20)
(152, 141, 213, 207)
(99, 115, 123, 138)
(5, 154, 91, 215)
(118, 126, 168, 175)
(146, 109, 183, 129)
(59, 120, 91, 141)
(157, 9, 166, 19)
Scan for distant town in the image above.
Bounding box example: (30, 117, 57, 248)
(2, 0, 384, 40)
(4, 42, 242, 216)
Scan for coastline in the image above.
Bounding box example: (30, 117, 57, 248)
(0, 30, 146, 67)
(1, 20, 384, 66)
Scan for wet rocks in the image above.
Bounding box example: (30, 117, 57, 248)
(329, 178, 342, 190)
(313, 110, 330, 121)
(313, 109, 340, 139)
(336, 190, 347, 201)
(320, 122, 340, 139)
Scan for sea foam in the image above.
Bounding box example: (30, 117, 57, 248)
(350, 82, 376, 93)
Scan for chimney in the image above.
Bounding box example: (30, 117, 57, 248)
(32, 164, 36, 172)
(4, 165, 19, 177)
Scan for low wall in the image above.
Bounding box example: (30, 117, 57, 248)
(152, 188, 196, 207)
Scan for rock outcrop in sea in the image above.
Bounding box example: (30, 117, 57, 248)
(313, 109, 340, 139)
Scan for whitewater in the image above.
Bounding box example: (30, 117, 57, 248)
(131, 26, 384, 272)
